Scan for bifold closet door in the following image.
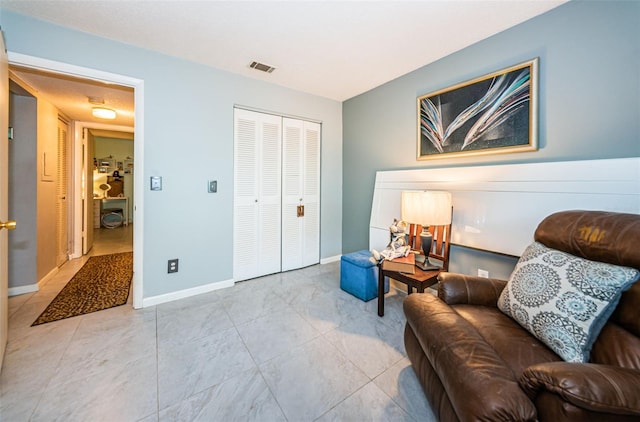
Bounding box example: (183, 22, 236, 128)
(233, 109, 282, 281)
(281, 118, 320, 271)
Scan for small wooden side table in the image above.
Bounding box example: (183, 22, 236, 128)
(377, 260, 441, 316)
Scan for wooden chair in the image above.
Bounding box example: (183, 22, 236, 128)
(378, 217, 452, 316)
(406, 222, 451, 272)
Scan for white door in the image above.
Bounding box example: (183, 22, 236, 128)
(56, 118, 69, 266)
(0, 28, 12, 369)
(233, 108, 282, 281)
(281, 118, 320, 271)
(301, 121, 320, 266)
(83, 127, 94, 254)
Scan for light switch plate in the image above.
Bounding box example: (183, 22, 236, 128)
(208, 180, 217, 193)
(150, 176, 162, 191)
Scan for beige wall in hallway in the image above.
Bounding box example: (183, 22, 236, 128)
(36, 99, 60, 283)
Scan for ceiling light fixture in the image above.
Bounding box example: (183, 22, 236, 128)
(92, 107, 117, 120)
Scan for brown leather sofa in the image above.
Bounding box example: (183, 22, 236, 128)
(404, 210, 640, 421)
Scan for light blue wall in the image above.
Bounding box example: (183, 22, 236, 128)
(1, 10, 343, 298)
(343, 1, 640, 277)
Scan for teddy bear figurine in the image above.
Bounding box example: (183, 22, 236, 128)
(370, 219, 411, 264)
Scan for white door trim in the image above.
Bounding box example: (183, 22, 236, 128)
(73, 121, 133, 257)
(7, 52, 145, 309)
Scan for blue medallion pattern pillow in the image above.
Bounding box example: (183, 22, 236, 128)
(498, 241, 640, 363)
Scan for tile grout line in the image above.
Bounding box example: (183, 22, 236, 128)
(221, 293, 292, 421)
(27, 317, 83, 421)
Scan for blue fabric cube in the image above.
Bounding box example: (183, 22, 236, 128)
(340, 250, 389, 301)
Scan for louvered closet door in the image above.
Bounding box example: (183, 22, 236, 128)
(83, 128, 95, 254)
(302, 122, 320, 266)
(281, 118, 320, 271)
(233, 109, 282, 281)
(56, 119, 69, 267)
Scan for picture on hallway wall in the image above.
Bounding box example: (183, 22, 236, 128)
(124, 158, 133, 174)
(417, 58, 538, 160)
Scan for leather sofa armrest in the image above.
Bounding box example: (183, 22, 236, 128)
(437, 272, 507, 307)
(520, 362, 640, 417)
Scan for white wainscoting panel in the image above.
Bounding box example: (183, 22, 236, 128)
(370, 157, 640, 257)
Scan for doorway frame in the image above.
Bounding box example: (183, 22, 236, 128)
(73, 121, 134, 258)
(7, 52, 145, 309)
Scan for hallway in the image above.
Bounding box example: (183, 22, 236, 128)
(8, 223, 134, 320)
(90, 224, 134, 256)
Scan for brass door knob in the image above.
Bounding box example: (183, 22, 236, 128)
(0, 220, 16, 230)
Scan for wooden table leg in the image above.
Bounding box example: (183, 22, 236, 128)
(378, 265, 384, 317)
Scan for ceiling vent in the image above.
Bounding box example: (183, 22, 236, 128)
(249, 61, 276, 73)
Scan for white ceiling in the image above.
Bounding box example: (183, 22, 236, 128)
(10, 65, 136, 127)
(3, 0, 566, 122)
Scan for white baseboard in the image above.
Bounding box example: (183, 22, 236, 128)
(8, 283, 39, 297)
(320, 255, 341, 264)
(39, 267, 60, 287)
(8, 265, 60, 297)
(142, 278, 234, 308)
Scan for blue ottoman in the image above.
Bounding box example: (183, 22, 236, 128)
(340, 250, 389, 301)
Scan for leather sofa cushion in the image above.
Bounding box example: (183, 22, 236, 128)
(404, 293, 541, 421)
(611, 282, 640, 338)
(590, 322, 640, 369)
(453, 304, 560, 376)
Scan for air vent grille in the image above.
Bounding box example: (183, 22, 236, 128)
(249, 61, 276, 73)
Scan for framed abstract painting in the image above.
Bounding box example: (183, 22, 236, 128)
(417, 58, 538, 160)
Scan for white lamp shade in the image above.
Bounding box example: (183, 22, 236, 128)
(401, 191, 452, 226)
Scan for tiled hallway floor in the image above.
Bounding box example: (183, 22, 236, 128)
(1, 226, 435, 421)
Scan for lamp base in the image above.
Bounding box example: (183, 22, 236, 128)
(415, 254, 443, 271)
(419, 229, 433, 258)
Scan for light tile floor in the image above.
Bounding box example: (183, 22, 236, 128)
(1, 226, 436, 421)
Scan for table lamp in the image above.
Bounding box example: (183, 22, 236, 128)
(401, 190, 452, 259)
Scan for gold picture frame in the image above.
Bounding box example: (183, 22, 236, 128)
(417, 58, 538, 160)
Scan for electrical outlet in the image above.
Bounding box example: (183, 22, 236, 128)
(478, 269, 489, 278)
(168, 259, 179, 273)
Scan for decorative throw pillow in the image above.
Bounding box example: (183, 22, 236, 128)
(498, 241, 639, 363)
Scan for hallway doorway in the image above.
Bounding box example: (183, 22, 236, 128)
(83, 126, 135, 257)
(7, 52, 144, 308)
(91, 224, 133, 256)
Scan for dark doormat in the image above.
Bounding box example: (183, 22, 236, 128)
(32, 252, 133, 326)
